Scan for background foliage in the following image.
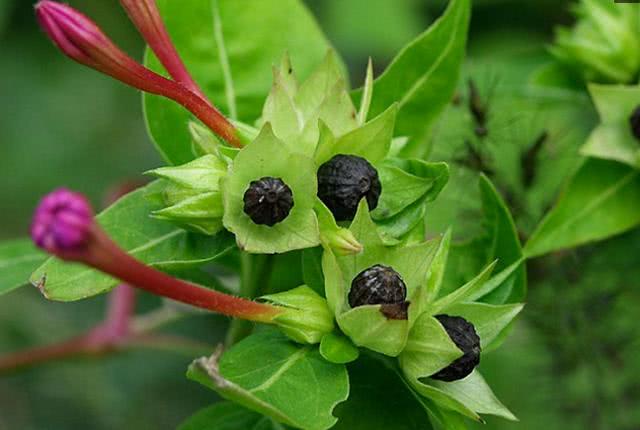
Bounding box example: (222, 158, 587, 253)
(1, 0, 638, 429)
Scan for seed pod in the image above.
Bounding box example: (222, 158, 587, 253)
(317, 154, 381, 221)
(243, 177, 294, 226)
(431, 315, 481, 382)
(349, 264, 406, 308)
(629, 106, 640, 141)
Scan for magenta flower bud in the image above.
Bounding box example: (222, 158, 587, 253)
(31, 188, 94, 256)
(119, 0, 207, 101)
(31, 188, 281, 323)
(34, 1, 240, 147)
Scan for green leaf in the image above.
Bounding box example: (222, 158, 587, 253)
(31, 182, 236, 301)
(444, 175, 526, 304)
(357, 59, 374, 124)
(399, 314, 463, 380)
(525, 158, 640, 258)
(358, 0, 471, 158)
(178, 402, 284, 430)
(0, 239, 46, 296)
(319, 332, 360, 364)
(373, 159, 449, 221)
(332, 355, 434, 430)
(444, 302, 524, 350)
(187, 330, 349, 430)
(144, 0, 341, 165)
(222, 125, 320, 253)
(429, 371, 517, 421)
(581, 84, 640, 168)
(430, 262, 496, 315)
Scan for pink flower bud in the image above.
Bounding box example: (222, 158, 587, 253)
(31, 188, 280, 322)
(31, 188, 94, 257)
(35, 1, 240, 147)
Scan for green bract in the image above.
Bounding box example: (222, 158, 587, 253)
(581, 84, 640, 168)
(147, 154, 227, 235)
(261, 285, 334, 344)
(222, 124, 320, 253)
(322, 200, 440, 356)
(263, 51, 449, 241)
(550, 0, 640, 84)
(318, 200, 524, 421)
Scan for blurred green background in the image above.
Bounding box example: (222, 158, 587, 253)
(1, 0, 639, 429)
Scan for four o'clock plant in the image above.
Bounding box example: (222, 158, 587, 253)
(0, 0, 543, 428)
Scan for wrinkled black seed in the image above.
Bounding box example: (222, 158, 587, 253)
(431, 315, 481, 382)
(630, 106, 640, 140)
(317, 154, 381, 221)
(243, 177, 294, 226)
(349, 265, 406, 309)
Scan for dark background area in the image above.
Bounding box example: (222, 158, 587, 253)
(2, 1, 639, 429)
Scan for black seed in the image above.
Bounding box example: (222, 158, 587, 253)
(317, 154, 381, 221)
(431, 315, 481, 382)
(629, 106, 640, 140)
(243, 177, 294, 226)
(349, 264, 406, 309)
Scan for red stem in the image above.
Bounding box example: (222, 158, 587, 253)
(84, 229, 281, 323)
(0, 333, 100, 373)
(120, 0, 209, 102)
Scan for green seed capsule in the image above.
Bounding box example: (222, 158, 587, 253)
(243, 177, 294, 226)
(431, 315, 481, 382)
(317, 154, 381, 221)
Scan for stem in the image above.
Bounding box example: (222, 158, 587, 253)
(157, 79, 241, 147)
(86, 229, 281, 323)
(120, 0, 209, 102)
(103, 284, 136, 336)
(225, 254, 274, 346)
(0, 333, 100, 373)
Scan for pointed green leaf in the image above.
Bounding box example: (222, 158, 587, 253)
(0, 239, 46, 296)
(430, 262, 496, 314)
(187, 330, 348, 430)
(444, 302, 524, 349)
(358, 0, 471, 158)
(31, 182, 235, 301)
(144, 0, 343, 164)
(525, 158, 640, 258)
(424, 229, 451, 304)
(429, 371, 517, 421)
(373, 159, 449, 220)
(357, 58, 374, 125)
